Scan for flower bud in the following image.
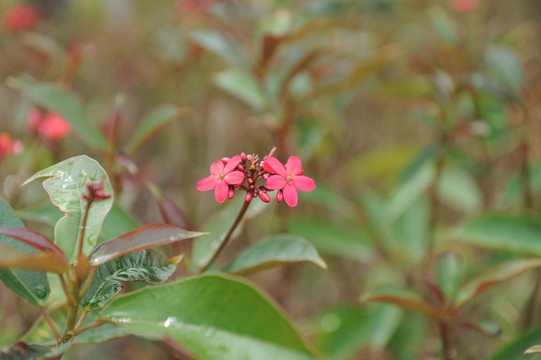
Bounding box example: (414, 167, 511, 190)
(259, 191, 271, 203)
(240, 152, 247, 162)
(228, 186, 235, 200)
(221, 157, 230, 164)
(263, 173, 270, 180)
(249, 185, 255, 190)
(245, 193, 253, 202)
(276, 190, 284, 203)
(237, 164, 245, 172)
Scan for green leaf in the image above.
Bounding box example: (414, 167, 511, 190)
(123, 105, 189, 155)
(454, 213, 541, 256)
(99, 203, 139, 242)
(23, 156, 114, 262)
(456, 259, 541, 308)
(190, 30, 248, 67)
(428, 6, 458, 43)
(392, 197, 429, 264)
(225, 235, 326, 275)
(0, 342, 51, 360)
(82, 249, 176, 310)
(485, 45, 525, 92)
(16, 203, 62, 226)
(315, 305, 402, 360)
(102, 274, 317, 360)
(490, 326, 541, 360)
(23, 306, 129, 346)
(0, 198, 49, 305)
(193, 198, 266, 269)
(288, 219, 375, 262)
(436, 252, 464, 304)
(362, 286, 440, 319)
(214, 68, 266, 109)
(302, 185, 360, 224)
(387, 164, 433, 222)
(438, 167, 481, 214)
(90, 223, 204, 265)
(7, 78, 107, 151)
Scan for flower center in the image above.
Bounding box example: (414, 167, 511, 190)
(286, 176, 292, 182)
(220, 174, 225, 179)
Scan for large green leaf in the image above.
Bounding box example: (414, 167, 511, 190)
(7, 78, 107, 151)
(0, 198, 49, 305)
(82, 249, 176, 310)
(193, 198, 266, 269)
(314, 304, 402, 360)
(23, 306, 129, 346)
(490, 326, 541, 360)
(102, 274, 317, 360)
(23, 156, 114, 262)
(454, 213, 541, 256)
(288, 219, 375, 262)
(190, 30, 248, 67)
(123, 105, 188, 155)
(456, 259, 541, 308)
(224, 235, 327, 275)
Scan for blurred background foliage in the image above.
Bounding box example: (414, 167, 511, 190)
(1, 0, 541, 359)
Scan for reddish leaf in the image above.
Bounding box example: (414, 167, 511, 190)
(0, 244, 70, 273)
(456, 259, 541, 308)
(362, 287, 441, 319)
(0, 228, 67, 259)
(89, 223, 206, 265)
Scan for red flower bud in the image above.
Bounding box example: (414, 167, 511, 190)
(276, 190, 284, 203)
(240, 152, 247, 162)
(221, 157, 230, 164)
(245, 193, 253, 202)
(228, 186, 235, 200)
(259, 192, 271, 203)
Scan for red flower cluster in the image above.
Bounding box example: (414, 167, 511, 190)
(81, 180, 112, 203)
(197, 148, 316, 207)
(27, 109, 72, 142)
(1, 4, 41, 33)
(0, 132, 23, 161)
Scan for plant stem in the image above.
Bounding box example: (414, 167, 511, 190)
(74, 320, 104, 336)
(199, 200, 251, 273)
(58, 274, 74, 307)
(440, 322, 454, 360)
(74, 310, 89, 333)
(79, 266, 97, 300)
(39, 306, 61, 344)
(75, 200, 92, 261)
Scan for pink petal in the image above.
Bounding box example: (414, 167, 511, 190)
(294, 175, 316, 192)
(209, 161, 224, 176)
(223, 155, 241, 174)
(197, 175, 217, 191)
(224, 170, 245, 186)
(283, 184, 298, 207)
(262, 157, 286, 176)
(285, 156, 302, 176)
(214, 180, 228, 203)
(266, 175, 287, 190)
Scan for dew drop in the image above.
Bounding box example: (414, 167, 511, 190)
(34, 285, 48, 299)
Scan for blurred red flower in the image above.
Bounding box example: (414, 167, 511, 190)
(0, 132, 23, 160)
(449, 0, 479, 13)
(2, 4, 41, 32)
(27, 109, 72, 141)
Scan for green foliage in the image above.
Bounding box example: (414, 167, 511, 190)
(24, 156, 114, 262)
(0, 199, 49, 306)
(102, 274, 317, 360)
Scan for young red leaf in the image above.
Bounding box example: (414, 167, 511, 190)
(456, 259, 541, 308)
(89, 223, 206, 265)
(0, 244, 70, 273)
(362, 287, 441, 319)
(0, 228, 67, 259)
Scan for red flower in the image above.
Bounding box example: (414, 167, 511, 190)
(263, 156, 316, 207)
(449, 0, 479, 13)
(197, 155, 245, 203)
(2, 4, 41, 33)
(0, 132, 23, 161)
(27, 109, 71, 141)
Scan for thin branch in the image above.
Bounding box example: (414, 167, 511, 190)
(39, 306, 61, 344)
